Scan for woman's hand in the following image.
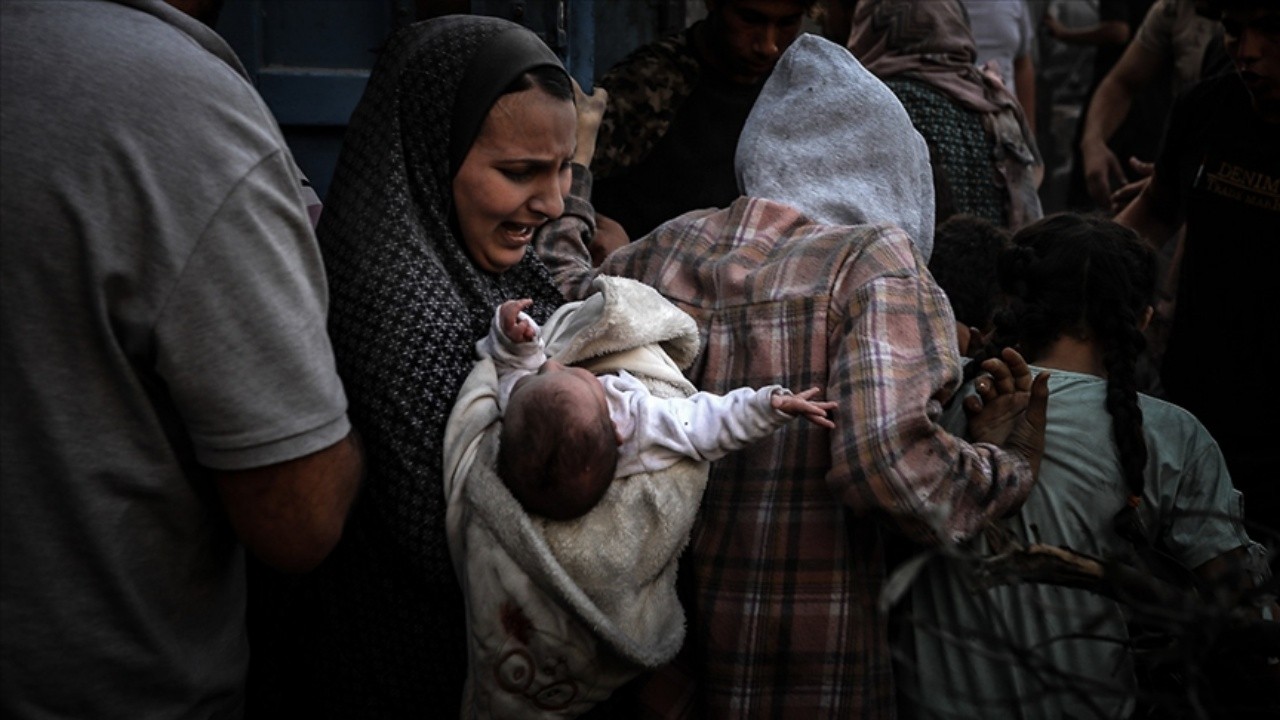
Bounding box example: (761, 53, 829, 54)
(572, 79, 608, 167)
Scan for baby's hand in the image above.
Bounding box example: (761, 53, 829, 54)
(772, 387, 837, 429)
(499, 299, 537, 344)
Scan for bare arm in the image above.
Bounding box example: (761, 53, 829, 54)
(1080, 41, 1165, 208)
(1013, 53, 1036, 135)
(216, 431, 362, 574)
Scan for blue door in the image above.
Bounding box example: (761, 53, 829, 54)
(217, 0, 690, 199)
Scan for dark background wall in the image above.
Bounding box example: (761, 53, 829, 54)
(216, 0, 690, 201)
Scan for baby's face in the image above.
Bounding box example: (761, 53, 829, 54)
(511, 359, 611, 427)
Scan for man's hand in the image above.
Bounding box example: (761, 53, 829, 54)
(499, 298, 537, 344)
(1082, 139, 1128, 210)
(772, 387, 838, 429)
(964, 348, 1051, 478)
(1108, 156, 1154, 214)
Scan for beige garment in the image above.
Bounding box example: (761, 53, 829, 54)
(444, 276, 706, 718)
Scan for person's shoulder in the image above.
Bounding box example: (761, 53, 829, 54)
(752, 204, 919, 276)
(599, 25, 699, 92)
(1138, 392, 1222, 447)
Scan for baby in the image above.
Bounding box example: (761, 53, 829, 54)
(481, 298, 837, 521)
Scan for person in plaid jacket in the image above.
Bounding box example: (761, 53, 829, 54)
(536, 34, 1049, 718)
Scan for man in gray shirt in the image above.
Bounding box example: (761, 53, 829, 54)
(0, 1, 362, 717)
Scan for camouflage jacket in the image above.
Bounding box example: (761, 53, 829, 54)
(591, 23, 703, 180)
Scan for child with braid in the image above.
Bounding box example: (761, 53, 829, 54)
(902, 213, 1271, 720)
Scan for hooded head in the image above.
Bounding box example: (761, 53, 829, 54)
(734, 34, 935, 259)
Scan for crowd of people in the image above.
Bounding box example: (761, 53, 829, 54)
(2, 0, 1276, 719)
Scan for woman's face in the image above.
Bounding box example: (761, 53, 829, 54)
(452, 87, 576, 273)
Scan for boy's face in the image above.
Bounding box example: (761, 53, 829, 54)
(1220, 6, 1280, 121)
(705, 0, 810, 85)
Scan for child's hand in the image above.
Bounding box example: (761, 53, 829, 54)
(772, 387, 837, 429)
(499, 299, 537, 343)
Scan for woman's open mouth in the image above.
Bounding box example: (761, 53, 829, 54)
(501, 222, 537, 243)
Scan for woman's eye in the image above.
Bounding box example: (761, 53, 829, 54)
(500, 168, 533, 181)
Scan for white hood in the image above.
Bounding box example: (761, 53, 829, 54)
(735, 33, 935, 260)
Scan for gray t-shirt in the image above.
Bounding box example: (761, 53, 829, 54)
(0, 1, 349, 717)
(962, 0, 1035, 89)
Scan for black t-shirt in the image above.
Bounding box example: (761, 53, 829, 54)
(1154, 72, 1280, 441)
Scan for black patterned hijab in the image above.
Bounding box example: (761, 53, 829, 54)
(847, 0, 1043, 230)
(308, 15, 568, 710)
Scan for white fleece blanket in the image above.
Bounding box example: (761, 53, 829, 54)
(443, 276, 707, 718)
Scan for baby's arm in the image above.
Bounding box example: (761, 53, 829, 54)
(771, 387, 837, 429)
(632, 383, 836, 466)
(475, 300, 548, 413)
(476, 300, 545, 372)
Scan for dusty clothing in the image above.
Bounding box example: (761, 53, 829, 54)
(252, 16, 570, 718)
(445, 276, 709, 718)
(591, 21, 759, 240)
(532, 35, 1037, 716)
(0, 0, 348, 717)
(596, 200, 1035, 716)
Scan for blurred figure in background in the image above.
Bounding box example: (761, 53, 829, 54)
(848, 0, 1043, 231)
(961, 0, 1039, 134)
(590, 0, 818, 245)
(1117, 0, 1280, 543)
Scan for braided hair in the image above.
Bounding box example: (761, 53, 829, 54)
(979, 213, 1157, 544)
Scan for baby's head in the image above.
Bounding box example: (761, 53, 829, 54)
(497, 359, 619, 521)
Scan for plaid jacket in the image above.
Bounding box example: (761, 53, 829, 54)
(538, 195, 1035, 718)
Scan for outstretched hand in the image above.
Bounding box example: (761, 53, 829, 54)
(499, 299, 537, 344)
(964, 348, 1050, 478)
(773, 387, 838, 430)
